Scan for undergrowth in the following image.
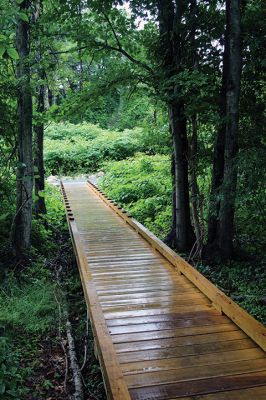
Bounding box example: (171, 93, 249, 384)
(0, 183, 105, 399)
(197, 260, 266, 325)
(44, 122, 145, 175)
(99, 153, 172, 239)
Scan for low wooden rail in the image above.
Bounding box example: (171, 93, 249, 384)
(61, 180, 266, 400)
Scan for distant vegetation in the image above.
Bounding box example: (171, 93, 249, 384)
(44, 123, 145, 175)
(101, 154, 172, 238)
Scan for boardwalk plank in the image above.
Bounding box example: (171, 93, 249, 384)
(129, 373, 266, 399)
(62, 181, 266, 400)
(114, 331, 248, 353)
(118, 339, 256, 362)
(125, 359, 266, 387)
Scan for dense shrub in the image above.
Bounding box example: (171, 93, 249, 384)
(197, 261, 266, 325)
(44, 123, 145, 175)
(99, 154, 172, 238)
(0, 336, 24, 399)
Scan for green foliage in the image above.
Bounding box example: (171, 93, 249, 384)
(0, 337, 25, 399)
(99, 153, 172, 238)
(0, 277, 57, 335)
(0, 266, 58, 400)
(197, 261, 266, 325)
(0, 183, 64, 399)
(0, 177, 16, 247)
(44, 122, 146, 175)
(32, 184, 66, 243)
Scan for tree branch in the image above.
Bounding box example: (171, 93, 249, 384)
(49, 40, 154, 75)
(102, 11, 122, 50)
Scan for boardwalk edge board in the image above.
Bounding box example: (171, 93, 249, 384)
(86, 180, 266, 352)
(60, 181, 131, 400)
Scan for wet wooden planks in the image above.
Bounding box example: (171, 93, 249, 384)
(62, 181, 266, 400)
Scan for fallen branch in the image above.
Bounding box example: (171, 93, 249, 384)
(55, 265, 84, 400)
(64, 308, 84, 400)
(54, 290, 69, 393)
(80, 308, 89, 371)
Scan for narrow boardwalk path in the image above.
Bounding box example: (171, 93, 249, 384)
(62, 181, 266, 400)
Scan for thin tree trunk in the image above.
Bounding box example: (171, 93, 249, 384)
(207, 27, 229, 247)
(188, 0, 201, 249)
(33, 0, 46, 217)
(218, 0, 242, 259)
(34, 80, 46, 216)
(169, 100, 195, 251)
(13, 0, 33, 257)
(158, 0, 195, 252)
(189, 116, 201, 244)
(206, 0, 242, 261)
(48, 88, 53, 107)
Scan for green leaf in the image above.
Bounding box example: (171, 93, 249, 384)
(38, 191, 45, 198)
(19, 12, 29, 22)
(6, 48, 19, 60)
(32, 193, 39, 201)
(0, 383, 5, 395)
(0, 212, 10, 221)
(16, 0, 25, 4)
(0, 46, 5, 58)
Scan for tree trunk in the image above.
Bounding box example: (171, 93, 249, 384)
(34, 80, 46, 216)
(207, 18, 229, 247)
(206, 0, 242, 261)
(48, 88, 53, 107)
(187, 0, 201, 250)
(189, 115, 201, 245)
(33, 1, 46, 217)
(158, 0, 195, 252)
(168, 100, 195, 251)
(217, 0, 242, 259)
(13, 0, 33, 257)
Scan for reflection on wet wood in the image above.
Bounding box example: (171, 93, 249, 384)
(62, 181, 266, 400)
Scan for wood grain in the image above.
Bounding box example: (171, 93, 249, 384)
(62, 181, 266, 400)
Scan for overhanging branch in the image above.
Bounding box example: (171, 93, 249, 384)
(49, 40, 154, 75)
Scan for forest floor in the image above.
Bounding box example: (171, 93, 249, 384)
(0, 193, 106, 400)
(22, 234, 107, 400)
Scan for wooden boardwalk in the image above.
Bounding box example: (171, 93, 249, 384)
(61, 181, 266, 400)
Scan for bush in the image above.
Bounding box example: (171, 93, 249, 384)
(99, 153, 172, 238)
(0, 276, 57, 335)
(44, 123, 146, 175)
(197, 261, 266, 325)
(0, 337, 25, 399)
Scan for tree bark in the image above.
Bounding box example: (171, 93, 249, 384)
(48, 88, 53, 107)
(34, 80, 47, 216)
(206, 0, 242, 261)
(158, 0, 195, 252)
(189, 115, 201, 245)
(218, 0, 242, 259)
(33, 0, 46, 217)
(169, 100, 195, 250)
(13, 0, 33, 257)
(207, 16, 229, 247)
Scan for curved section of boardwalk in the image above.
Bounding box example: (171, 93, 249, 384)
(62, 181, 266, 400)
